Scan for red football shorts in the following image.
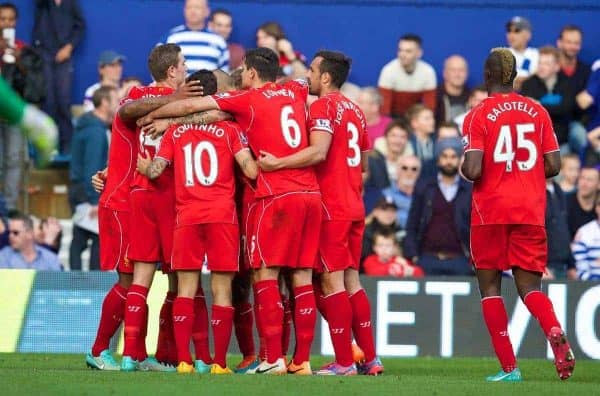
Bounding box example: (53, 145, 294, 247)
(318, 220, 365, 273)
(470, 224, 547, 273)
(98, 206, 132, 274)
(252, 191, 322, 269)
(172, 223, 240, 272)
(127, 189, 175, 272)
(240, 201, 257, 273)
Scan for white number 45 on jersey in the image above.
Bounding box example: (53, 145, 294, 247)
(493, 123, 538, 172)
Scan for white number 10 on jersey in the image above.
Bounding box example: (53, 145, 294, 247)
(493, 123, 538, 172)
(183, 142, 219, 186)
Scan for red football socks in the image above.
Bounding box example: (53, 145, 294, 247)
(234, 301, 256, 358)
(292, 285, 316, 365)
(323, 290, 354, 366)
(281, 295, 292, 357)
(523, 290, 561, 336)
(91, 283, 127, 356)
(137, 302, 149, 361)
(192, 288, 212, 363)
(173, 297, 195, 364)
(313, 280, 328, 321)
(211, 305, 235, 367)
(253, 287, 267, 361)
(155, 291, 176, 364)
(481, 296, 517, 372)
(349, 289, 376, 362)
(123, 284, 148, 360)
(254, 279, 283, 364)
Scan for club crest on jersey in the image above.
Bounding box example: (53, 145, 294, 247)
(239, 132, 248, 145)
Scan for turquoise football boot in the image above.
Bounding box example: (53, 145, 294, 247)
(486, 368, 522, 382)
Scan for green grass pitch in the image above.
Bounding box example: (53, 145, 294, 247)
(1, 354, 599, 396)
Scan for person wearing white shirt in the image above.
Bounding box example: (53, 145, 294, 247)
(82, 50, 125, 112)
(505, 16, 539, 90)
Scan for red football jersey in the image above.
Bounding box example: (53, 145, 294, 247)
(309, 92, 371, 221)
(130, 85, 176, 192)
(99, 92, 140, 211)
(156, 121, 248, 226)
(462, 91, 559, 226)
(213, 79, 319, 198)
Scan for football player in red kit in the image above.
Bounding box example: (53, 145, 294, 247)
(138, 48, 322, 375)
(258, 50, 383, 376)
(461, 48, 574, 382)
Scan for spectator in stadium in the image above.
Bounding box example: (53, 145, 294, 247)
(576, 59, 600, 132)
(378, 34, 436, 117)
(571, 194, 600, 280)
(505, 16, 538, 90)
(340, 82, 361, 102)
(382, 155, 421, 228)
(357, 86, 392, 146)
(582, 127, 600, 167)
(558, 153, 580, 194)
(0, 2, 40, 211)
(208, 8, 244, 70)
(33, 0, 85, 155)
(521, 46, 576, 152)
(557, 25, 590, 154)
(159, 0, 229, 74)
(34, 216, 63, 254)
(119, 76, 143, 98)
(361, 197, 401, 265)
(545, 180, 576, 280)
(435, 55, 470, 125)
(454, 85, 487, 132)
(255, 21, 306, 80)
(82, 50, 125, 112)
(436, 121, 460, 140)
(363, 229, 424, 278)
(403, 138, 472, 276)
(364, 119, 413, 212)
(0, 213, 61, 270)
(566, 167, 599, 238)
(406, 104, 436, 179)
(68, 86, 118, 270)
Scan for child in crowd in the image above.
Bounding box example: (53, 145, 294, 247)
(363, 229, 424, 278)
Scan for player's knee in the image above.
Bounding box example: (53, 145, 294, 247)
(344, 269, 362, 294)
(132, 262, 156, 287)
(118, 272, 133, 288)
(320, 271, 345, 295)
(292, 268, 313, 288)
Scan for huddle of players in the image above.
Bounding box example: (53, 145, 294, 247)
(85, 43, 384, 376)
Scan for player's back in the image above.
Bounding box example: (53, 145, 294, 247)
(215, 80, 318, 198)
(463, 91, 558, 226)
(311, 92, 369, 220)
(160, 120, 245, 226)
(129, 85, 176, 192)
(99, 110, 136, 212)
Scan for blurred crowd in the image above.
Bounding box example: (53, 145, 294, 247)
(0, 1, 598, 280)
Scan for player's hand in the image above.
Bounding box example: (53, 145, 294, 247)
(276, 39, 295, 59)
(173, 80, 204, 100)
(137, 151, 152, 176)
(91, 168, 107, 193)
(137, 112, 155, 127)
(258, 150, 281, 172)
(142, 118, 171, 140)
(42, 217, 62, 245)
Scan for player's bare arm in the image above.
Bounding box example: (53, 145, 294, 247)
(235, 149, 258, 180)
(461, 150, 483, 181)
(543, 151, 561, 178)
(137, 96, 220, 127)
(136, 151, 168, 180)
(258, 130, 332, 172)
(119, 80, 203, 121)
(142, 110, 233, 139)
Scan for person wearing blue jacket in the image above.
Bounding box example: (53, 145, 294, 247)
(68, 85, 117, 270)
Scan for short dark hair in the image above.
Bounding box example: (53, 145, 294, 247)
(314, 50, 352, 89)
(148, 44, 181, 82)
(92, 85, 116, 108)
(0, 2, 18, 19)
(384, 119, 410, 137)
(373, 228, 397, 244)
(244, 47, 279, 82)
(399, 33, 422, 47)
(209, 8, 231, 21)
(559, 24, 583, 39)
(257, 21, 286, 40)
(186, 69, 217, 96)
(9, 212, 33, 231)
